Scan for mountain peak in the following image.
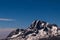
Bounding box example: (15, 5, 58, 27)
(5, 20, 60, 40)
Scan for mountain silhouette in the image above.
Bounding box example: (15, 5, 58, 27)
(2, 20, 60, 40)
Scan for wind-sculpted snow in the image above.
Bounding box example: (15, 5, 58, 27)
(4, 20, 60, 40)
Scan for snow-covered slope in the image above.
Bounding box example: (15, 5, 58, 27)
(4, 20, 60, 40)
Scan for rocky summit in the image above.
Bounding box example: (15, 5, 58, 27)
(3, 20, 60, 40)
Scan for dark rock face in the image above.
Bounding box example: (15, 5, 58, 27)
(5, 20, 60, 40)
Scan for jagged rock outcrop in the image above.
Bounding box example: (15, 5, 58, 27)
(5, 20, 60, 40)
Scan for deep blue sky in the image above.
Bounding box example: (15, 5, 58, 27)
(0, 0, 60, 28)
